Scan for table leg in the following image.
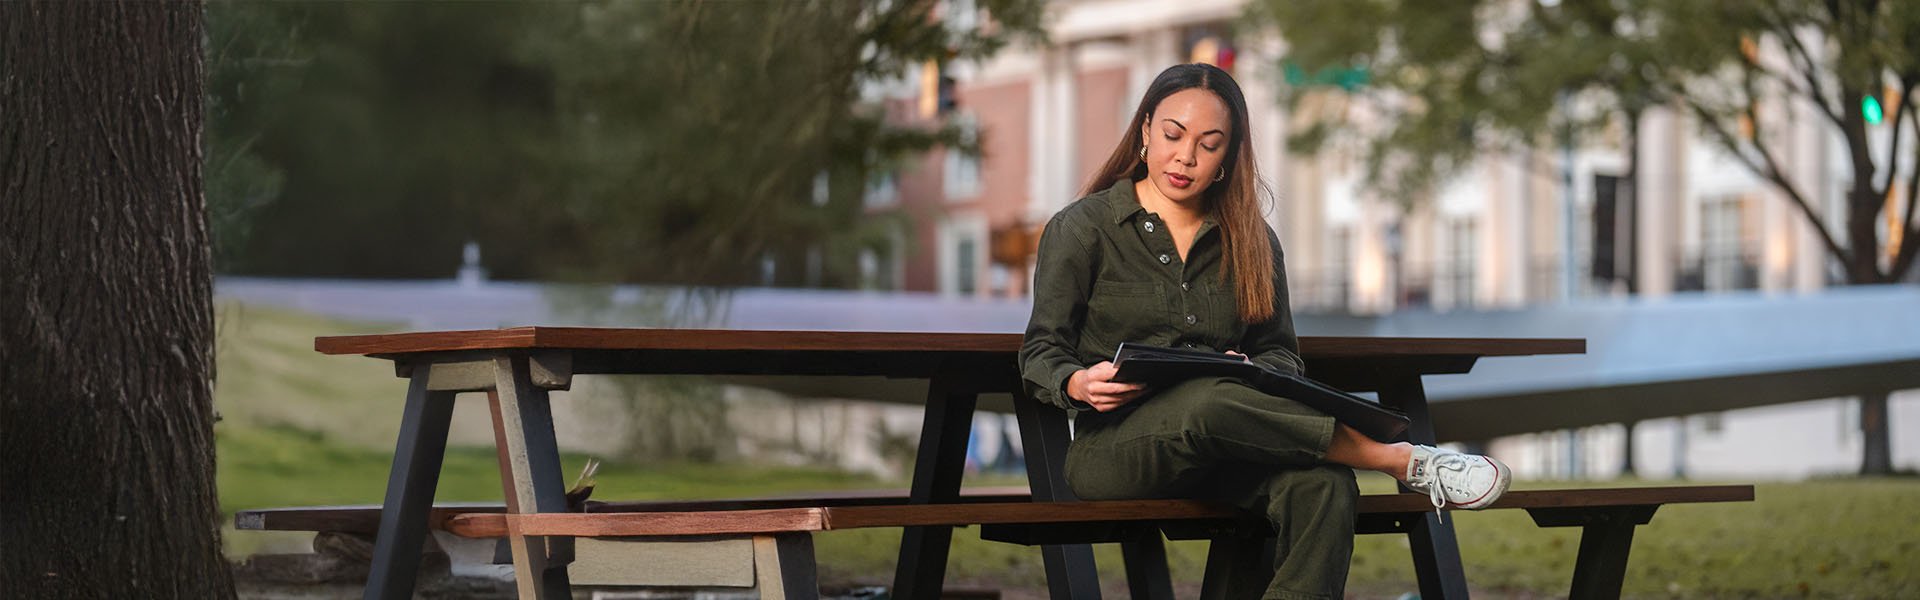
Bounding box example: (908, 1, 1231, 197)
(492, 355, 574, 599)
(890, 373, 977, 600)
(364, 367, 456, 600)
(1121, 530, 1174, 600)
(1568, 519, 1638, 600)
(1012, 392, 1104, 600)
(1527, 505, 1657, 600)
(1197, 534, 1269, 600)
(1378, 375, 1471, 600)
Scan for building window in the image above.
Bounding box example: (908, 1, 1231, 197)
(1437, 219, 1478, 309)
(1318, 227, 1353, 313)
(938, 217, 986, 297)
(944, 113, 982, 200)
(1590, 173, 1631, 287)
(858, 242, 898, 291)
(864, 170, 898, 208)
(955, 236, 978, 295)
(866, 225, 906, 291)
(1700, 195, 1756, 291)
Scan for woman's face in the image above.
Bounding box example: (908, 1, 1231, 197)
(1139, 87, 1233, 206)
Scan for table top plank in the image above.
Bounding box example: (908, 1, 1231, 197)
(316, 327, 1583, 359)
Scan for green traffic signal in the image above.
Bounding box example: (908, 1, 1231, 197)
(1863, 95, 1884, 125)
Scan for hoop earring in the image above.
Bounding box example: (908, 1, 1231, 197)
(1139, 145, 1147, 160)
(1214, 168, 1226, 182)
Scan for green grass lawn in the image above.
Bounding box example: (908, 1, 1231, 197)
(215, 302, 1919, 597)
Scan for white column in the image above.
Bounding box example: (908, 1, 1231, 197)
(1356, 198, 1393, 313)
(1027, 45, 1080, 217)
(1637, 107, 1681, 297)
(1049, 46, 1079, 208)
(1027, 47, 1054, 224)
(1491, 154, 1529, 307)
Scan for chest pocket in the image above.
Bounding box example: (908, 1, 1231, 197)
(1182, 279, 1236, 346)
(1084, 279, 1167, 351)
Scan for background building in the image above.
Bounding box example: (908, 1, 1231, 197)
(859, 0, 1919, 478)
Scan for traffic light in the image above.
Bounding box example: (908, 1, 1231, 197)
(1863, 94, 1885, 125)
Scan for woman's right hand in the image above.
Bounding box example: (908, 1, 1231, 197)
(1067, 361, 1148, 412)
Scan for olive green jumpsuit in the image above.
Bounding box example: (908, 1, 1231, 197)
(1019, 179, 1356, 600)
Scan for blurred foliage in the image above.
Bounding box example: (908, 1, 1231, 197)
(206, 0, 1043, 283)
(542, 284, 735, 462)
(1248, 0, 1920, 283)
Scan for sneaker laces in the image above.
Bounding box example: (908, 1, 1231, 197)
(1413, 451, 1474, 524)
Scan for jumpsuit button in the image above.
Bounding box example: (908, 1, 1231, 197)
(1180, 281, 1190, 291)
(1184, 314, 1197, 325)
(1158, 254, 1171, 264)
(1144, 221, 1155, 233)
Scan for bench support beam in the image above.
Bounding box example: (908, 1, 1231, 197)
(396, 351, 574, 392)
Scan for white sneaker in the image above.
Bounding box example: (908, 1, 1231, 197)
(1404, 445, 1510, 512)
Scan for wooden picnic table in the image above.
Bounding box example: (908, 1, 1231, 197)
(315, 327, 1583, 599)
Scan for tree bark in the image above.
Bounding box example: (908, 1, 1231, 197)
(0, 2, 235, 598)
(1860, 391, 1892, 476)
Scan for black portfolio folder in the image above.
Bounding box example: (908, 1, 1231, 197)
(1110, 342, 1411, 442)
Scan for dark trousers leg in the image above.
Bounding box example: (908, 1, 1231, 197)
(1069, 378, 1348, 599)
(1203, 465, 1357, 599)
(1013, 391, 1104, 600)
(364, 368, 456, 600)
(890, 374, 976, 600)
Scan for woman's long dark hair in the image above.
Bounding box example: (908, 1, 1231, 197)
(1081, 63, 1277, 323)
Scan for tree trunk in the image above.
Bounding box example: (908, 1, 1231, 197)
(0, 2, 235, 598)
(1860, 391, 1892, 476)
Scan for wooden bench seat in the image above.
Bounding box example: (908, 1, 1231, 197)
(420, 484, 1753, 600)
(233, 486, 1037, 535)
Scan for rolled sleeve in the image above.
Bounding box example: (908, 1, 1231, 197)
(1020, 212, 1098, 411)
(1243, 229, 1305, 377)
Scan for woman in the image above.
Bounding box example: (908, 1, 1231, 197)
(1018, 63, 1509, 599)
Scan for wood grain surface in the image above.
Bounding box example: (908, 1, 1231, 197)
(434, 485, 1752, 539)
(316, 327, 1584, 359)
